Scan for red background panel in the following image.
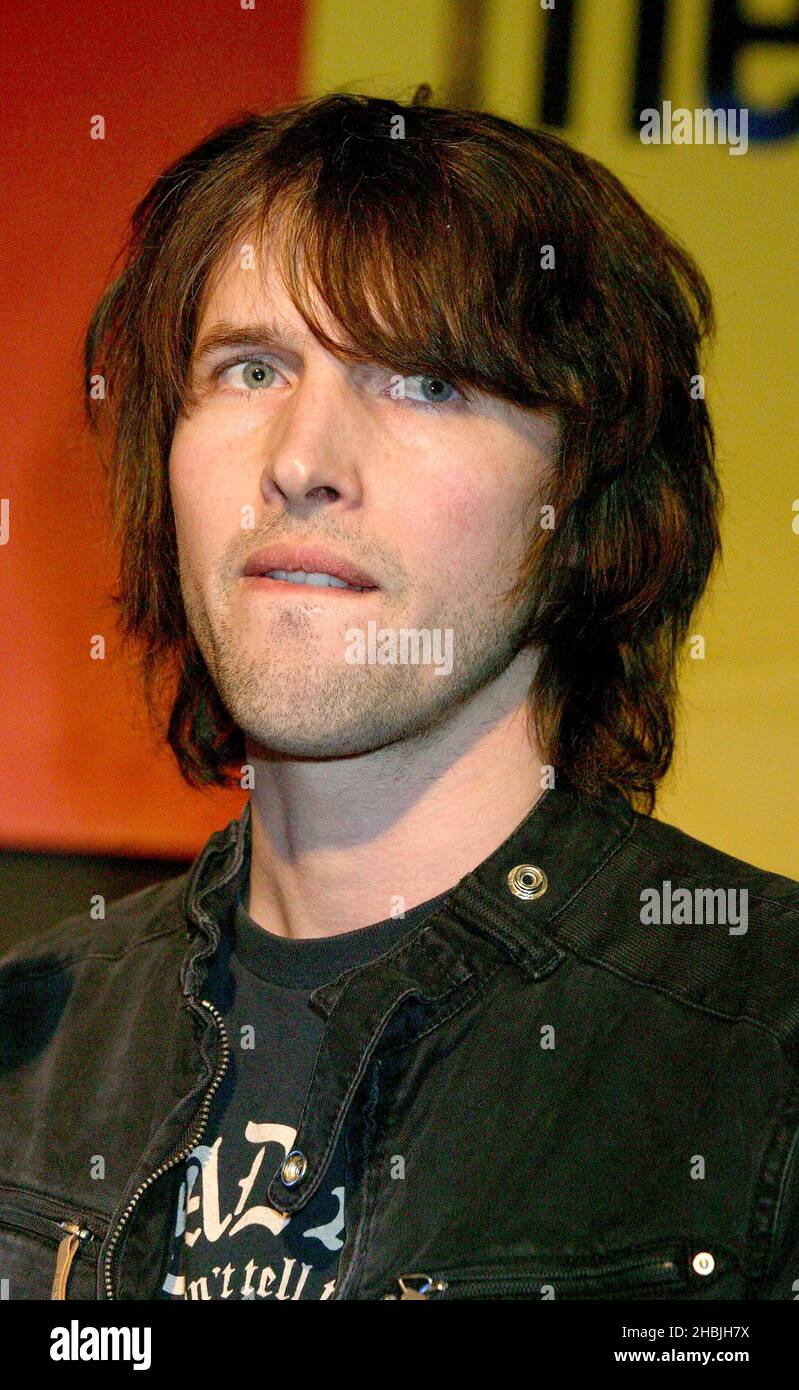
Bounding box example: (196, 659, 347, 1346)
(0, 0, 307, 855)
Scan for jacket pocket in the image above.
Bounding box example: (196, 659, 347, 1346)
(0, 1186, 109, 1300)
(382, 1239, 732, 1300)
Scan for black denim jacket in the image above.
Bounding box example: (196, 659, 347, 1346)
(1, 778, 798, 1301)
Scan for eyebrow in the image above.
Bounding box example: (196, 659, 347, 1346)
(192, 318, 309, 362)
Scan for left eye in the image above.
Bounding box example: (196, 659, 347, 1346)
(390, 374, 460, 405)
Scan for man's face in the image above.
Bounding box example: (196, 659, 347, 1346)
(168, 240, 557, 759)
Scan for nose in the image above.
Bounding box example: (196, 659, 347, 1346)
(259, 363, 364, 516)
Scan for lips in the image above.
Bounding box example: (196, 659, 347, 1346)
(242, 542, 378, 590)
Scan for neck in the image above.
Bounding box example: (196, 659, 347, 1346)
(244, 649, 545, 939)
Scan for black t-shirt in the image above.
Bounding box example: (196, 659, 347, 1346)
(160, 883, 451, 1300)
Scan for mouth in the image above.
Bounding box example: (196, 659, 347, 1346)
(242, 542, 380, 592)
(243, 570, 377, 595)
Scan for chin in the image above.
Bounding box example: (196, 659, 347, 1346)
(242, 725, 394, 760)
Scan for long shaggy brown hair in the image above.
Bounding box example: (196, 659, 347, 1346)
(84, 88, 721, 814)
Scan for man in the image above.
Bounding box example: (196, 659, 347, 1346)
(1, 88, 797, 1302)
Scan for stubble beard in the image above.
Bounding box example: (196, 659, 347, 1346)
(181, 567, 536, 761)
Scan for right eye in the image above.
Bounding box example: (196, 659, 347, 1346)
(216, 356, 284, 394)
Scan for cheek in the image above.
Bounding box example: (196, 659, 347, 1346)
(169, 427, 242, 556)
(409, 467, 524, 582)
(169, 443, 204, 554)
(418, 471, 485, 539)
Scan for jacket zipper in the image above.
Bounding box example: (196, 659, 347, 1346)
(0, 1202, 101, 1300)
(384, 1254, 685, 1299)
(101, 996, 230, 1300)
(53, 1221, 96, 1299)
(384, 1273, 448, 1299)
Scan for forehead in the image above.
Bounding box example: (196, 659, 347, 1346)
(198, 245, 299, 337)
(195, 230, 353, 352)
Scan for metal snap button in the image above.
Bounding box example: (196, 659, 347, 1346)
(507, 864, 548, 900)
(691, 1250, 715, 1276)
(281, 1150, 308, 1187)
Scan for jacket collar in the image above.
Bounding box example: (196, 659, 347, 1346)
(180, 776, 638, 1008)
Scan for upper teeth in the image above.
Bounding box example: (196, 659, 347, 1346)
(265, 569, 366, 591)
